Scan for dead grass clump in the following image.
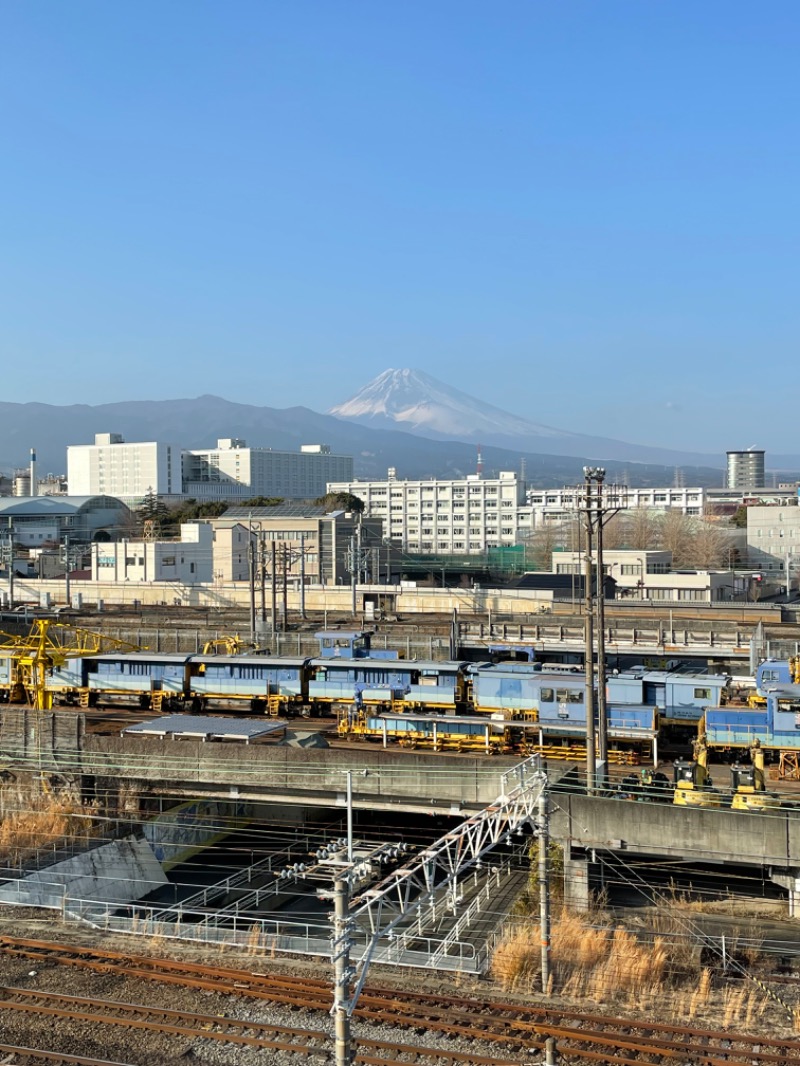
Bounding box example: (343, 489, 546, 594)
(492, 911, 699, 1002)
(490, 928, 541, 990)
(0, 795, 100, 865)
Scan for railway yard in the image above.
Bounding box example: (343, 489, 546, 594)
(0, 927, 799, 1064)
(3, 603, 800, 1062)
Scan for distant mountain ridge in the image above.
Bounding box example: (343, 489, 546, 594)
(0, 393, 738, 490)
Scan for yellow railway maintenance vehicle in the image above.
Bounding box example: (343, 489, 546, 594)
(673, 738, 722, 808)
(730, 739, 781, 811)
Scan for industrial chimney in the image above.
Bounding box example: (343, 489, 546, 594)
(29, 448, 37, 497)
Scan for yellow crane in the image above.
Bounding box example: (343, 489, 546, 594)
(0, 620, 144, 710)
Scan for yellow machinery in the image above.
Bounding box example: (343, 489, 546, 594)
(0, 620, 143, 710)
(673, 737, 721, 807)
(200, 636, 252, 655)
(731, 740, 781, 811)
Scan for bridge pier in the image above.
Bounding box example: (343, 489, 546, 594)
(770, 869, 800, 917)
(563, 851, 598, 912)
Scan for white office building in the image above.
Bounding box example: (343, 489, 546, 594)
(327, 471, 525, 554)
(525, 486, 709, 528)
(68, 434, 180, 499)
(91, 522, 213, 584)
(182, 440, 353, 500)
(68, 434, 354, 504)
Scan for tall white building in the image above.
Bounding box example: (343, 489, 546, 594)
(67, 434, 354, 503)
(524, 485, 708, 528)
(327, 471, 525, 554)
(68, 434, 180, 499)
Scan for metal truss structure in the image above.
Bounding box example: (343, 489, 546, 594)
(343, 754, 547, 1014)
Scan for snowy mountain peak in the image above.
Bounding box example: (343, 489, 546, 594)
(330, 368, 574, 442)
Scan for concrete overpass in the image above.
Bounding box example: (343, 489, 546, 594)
(2, 709, 799, 913)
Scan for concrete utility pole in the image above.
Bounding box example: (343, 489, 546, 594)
(594, 471, 608, 779)
(538, 787, 551, 994)
(300, 533, 307, 619)
(581, 469, 596, 793)
(271, 540, 278, 640)
(248, 539, 256, 643)
(63, 534, 71, 606)
(331, 874, 355, 1066)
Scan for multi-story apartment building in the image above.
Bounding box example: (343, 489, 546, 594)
(67, 434, 353, 504)
(67, 434, 181, 499)
(327, 471, 525, 554)
(183, 440, 353, 501)
(524, 484, 800, 531)
(746, 502, 800, 582)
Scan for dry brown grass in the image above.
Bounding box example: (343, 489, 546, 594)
(0, 794, 100, 865)
(491, 908, 701, 1007)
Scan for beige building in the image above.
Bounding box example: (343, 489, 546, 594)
(551, 549, 752, 602)
(209, 505, 390, 586)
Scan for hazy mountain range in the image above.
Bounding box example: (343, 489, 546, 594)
(0, 371, 791, 489)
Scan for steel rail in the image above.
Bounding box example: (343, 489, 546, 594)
(1, 937, 798, 1063)
(0, 1045, 131, 1066)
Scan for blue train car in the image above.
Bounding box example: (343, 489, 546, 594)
(188, 655, 312, 715)
(315, 631, 398, 660)
(398, 661, 470, 712)
(607, 669, 729, 724)
(755, 659, 800, 700)
(50, 652, 192, 709)
(0, 649, 21, 702)
(309, 657, 420, 708)
(471, 665, 585, 719)
(705, 693, 800, 753)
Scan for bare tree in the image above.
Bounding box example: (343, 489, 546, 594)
(627, 507, 660, 550)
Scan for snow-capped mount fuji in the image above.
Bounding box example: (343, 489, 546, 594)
(329, 368, 576, 444)
(329, 368, 717, 466)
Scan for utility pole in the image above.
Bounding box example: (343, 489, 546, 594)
(248, 539, 256, 643)
(64, 534, 71, 606)
(282, 543, 288, 630)
(538, 788, 551, 994)
(300, 533, 307, 619)
(594, 471, 608, 782)
(6, 521, 14, 608)
(331, 874, 355, 1066)
(581, 469, 596, 793)
(271, 540, 278, 641)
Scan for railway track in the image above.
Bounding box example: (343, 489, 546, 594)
(1, 936, 798, 1063)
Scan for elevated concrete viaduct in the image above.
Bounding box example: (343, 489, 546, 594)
(2, 709, 799, 914)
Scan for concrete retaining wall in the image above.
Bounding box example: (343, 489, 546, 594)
(0, 836, 167, 910)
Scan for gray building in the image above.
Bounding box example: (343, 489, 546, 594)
(0, 495, 132, 549)
(727, 449, 765, 490)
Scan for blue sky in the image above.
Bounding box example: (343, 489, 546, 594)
(1, 2, 798, 453)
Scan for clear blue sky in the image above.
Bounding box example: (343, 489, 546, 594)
(1, 2, 797, 453)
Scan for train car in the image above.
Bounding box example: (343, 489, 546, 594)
(606, 668, 729, 728)
(705, 693, 800, 755)
(755, 658, 800, 700)
(48, 652, 192, 709)
(470, 664, 586, 719)
(0, 648, 23, 703)
(397, 660, 471, 712)
(339, 704, 658, 763)
(308, 657, 468, 712)
(315, 630, 398, 660)
(187, 655, 312, 716)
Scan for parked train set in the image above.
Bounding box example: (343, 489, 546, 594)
(0, 628, 748, 763)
